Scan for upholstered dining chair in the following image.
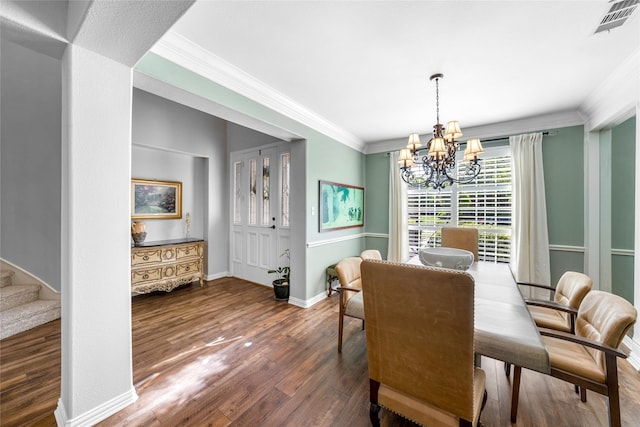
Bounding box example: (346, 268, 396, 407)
(510, 290, 637, 427)
(361, 259, 487, 427)
(441, 227, 479, 261)
(522, 271, 593, 334)
(505, 271, 593, 376)
(360, 249, 383, 261)
(335, 256, 364, 352)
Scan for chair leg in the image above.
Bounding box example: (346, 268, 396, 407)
(338, 313, 344, 353)
(370, 379, 381, 427)
(504, 361, 511, 376)
(510, 366, 522, 423)
(605, 354, 621, 427)
(369, 403, 381, 427)
(580, 387, 587, 402)
(362, 319, 365, 330)
(608, 391, 622, 427)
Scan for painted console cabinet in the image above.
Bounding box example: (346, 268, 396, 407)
(131, 238, 204, 294)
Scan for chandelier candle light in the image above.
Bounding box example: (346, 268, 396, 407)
(399, 73, 484, 190)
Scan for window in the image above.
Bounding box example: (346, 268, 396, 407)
(407, 146, 512, 262)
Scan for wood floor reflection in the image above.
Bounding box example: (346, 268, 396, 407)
(1, 277, 639, 426)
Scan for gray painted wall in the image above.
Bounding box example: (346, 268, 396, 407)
(132, 88, 228, 278)
(227, 122, 280, 152)
(131, 146, 206, 242)
(0, 38, 62, 291)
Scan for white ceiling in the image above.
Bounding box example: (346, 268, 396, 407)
(165, 1, 639, 144)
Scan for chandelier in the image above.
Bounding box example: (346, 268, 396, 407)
(399, 73, 484, 190)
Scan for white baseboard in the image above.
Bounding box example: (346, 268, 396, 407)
(288, 290, 327, 308)
(623, 335, 640, 371)
(54, 387, 138, 427)
(206, 271, 230, 281)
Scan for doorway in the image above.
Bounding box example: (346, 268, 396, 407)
(230, 144, 290, 286)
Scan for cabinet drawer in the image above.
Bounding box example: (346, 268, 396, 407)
(131, 249, 162, 266)
(132, 267, 162, 284)
(176, 244, 201, 260)
(161, 247, 177, 262)
(176, 261, 200, 276)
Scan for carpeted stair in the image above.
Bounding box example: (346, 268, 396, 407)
(0, 269, 61, 340)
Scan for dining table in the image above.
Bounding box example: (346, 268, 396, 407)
(408, 256, 550, 375)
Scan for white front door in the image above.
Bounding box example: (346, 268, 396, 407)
(230, 146, 290, 286)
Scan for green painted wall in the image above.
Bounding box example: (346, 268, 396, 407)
(365, 152, 390, 234)
(611, 116, 635, 303)
(307, 137, 366, 298)
(363, 152, 391, 259)
(541, 125, 585, 285)
(542, 126, 585, 247)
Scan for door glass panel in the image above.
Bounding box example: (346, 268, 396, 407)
(233, 161, 242, 224)
(262, 157, 270, 226)
(249, 159, 257, 225)
(281, 153, 290, 227)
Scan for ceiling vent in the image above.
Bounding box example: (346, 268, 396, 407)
(595, 0, 639, 33)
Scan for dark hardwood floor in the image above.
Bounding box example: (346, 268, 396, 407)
(1, 277, 639, 426)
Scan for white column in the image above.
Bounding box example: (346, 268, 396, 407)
(631, 102, 640, 370)
(584, 129, 601, 289)
(56, 44, 136, 425)
(599, 129, 612, 293)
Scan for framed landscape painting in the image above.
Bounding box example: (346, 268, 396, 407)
(131, 178, 182, 220)
(319, 180, 364, 232)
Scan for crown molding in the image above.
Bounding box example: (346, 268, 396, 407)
(365, 110, 584, 155)
(580, 50, 639, 131)
(133, 71, 302, 142)
(150, 30, 365, 152)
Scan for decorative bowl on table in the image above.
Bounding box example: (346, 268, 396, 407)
(418, 247, 474, 270)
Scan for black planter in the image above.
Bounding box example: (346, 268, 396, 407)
(273, 279, 290, 301)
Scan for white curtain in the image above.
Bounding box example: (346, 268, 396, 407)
(510, 133, 551, 293)
(388, 152, 409, 262)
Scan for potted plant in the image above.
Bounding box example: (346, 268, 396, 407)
(268, 249, 290, 301)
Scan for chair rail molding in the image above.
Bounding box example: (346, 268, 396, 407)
(307, 232, 388, 248)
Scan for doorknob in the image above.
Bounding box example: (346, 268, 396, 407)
(271, 225, 276, 229)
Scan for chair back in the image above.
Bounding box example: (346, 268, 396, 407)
(441, 227, 479, 261)
(576, 290, 637, 371)
(554, 271, 592, 307)
(361, 259, 476, 422)
(335, 257, 363, 307)
(360, 249, 382, 261)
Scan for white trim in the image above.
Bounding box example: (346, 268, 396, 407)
(580, 51, 639, 131)
(365, 233, 389, 239)
(364, 110, 583, 155)
(288, 291, 327, 308)
(623, 336, 640, 371)
(307, 232, 386, 248)
(150, 31, 364, 152)
(54, 388, 138, 427)
(548, 244, 585, 253)
(584, 130, 601, 288)
(612, 248, 635, 257)
(206, 271, 229, 281)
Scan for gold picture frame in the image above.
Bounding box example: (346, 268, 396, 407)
(131, 178, 182, 220)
